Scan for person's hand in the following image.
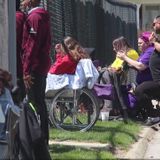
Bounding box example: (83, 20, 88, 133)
(149, 32, 156, 44)
(117, 50, 126, 60)
(97, 66, 102, 72)
(20, 0, 31, 12)
(107, 66, 122, 74)
(107, 67, 117, 73)
(23, 74, 34, 89)
(55, 43, 65, 55)
(107, 66, 112, 72)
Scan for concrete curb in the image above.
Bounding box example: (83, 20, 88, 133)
(49, 140, 111, 150)
(123, 126, 156, 159)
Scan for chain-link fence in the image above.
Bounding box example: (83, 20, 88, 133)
(40, 0, 137, 65)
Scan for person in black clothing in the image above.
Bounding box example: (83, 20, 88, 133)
(134, 15, 160, 122)
(19, 0, 51, 159)
(12, 0, 26, 105)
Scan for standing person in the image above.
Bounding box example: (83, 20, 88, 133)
(15, 0, 26, 104)
(134, 15, 160, 123)
(21, 0, 51, 159)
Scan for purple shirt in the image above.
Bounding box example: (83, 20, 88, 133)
(136, 46, 154, 84)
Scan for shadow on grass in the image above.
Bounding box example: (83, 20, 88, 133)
(49, 144, 116, 160)
(90, 123, 139, 153)
(50, 144, 76, 154)
(50, 120, 140, 154)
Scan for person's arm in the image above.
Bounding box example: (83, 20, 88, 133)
(149, 32, 160, 52)
(23, 18, 38, 76)
(22, 16, 39, 89)
(153, 41, 160, 52)
(117, 50, 147, 71)
(109, 57, 123, 71)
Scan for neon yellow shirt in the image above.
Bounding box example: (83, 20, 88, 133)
(111, 49, 139, 70)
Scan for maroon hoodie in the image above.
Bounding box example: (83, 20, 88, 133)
(22, 7, 51, 76)
(16, 11, 26, 78)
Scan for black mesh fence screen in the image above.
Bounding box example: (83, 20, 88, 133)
(40, 0, 137, 65)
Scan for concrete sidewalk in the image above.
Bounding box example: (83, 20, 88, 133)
(143, 130, 160, 159)
(122, 126, 156, 159)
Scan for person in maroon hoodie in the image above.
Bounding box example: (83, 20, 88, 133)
(15, 0, 26, 103)
(21, 0, 51, 159)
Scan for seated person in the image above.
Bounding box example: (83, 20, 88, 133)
(133, 16, 160, 123)
(100, 36, 139, 119)
(46, 36, 99, 94)
(108, 37, 139, 73)
(49, 36, 90, 75)
(117, 31, 153, 85)
(49, 42, 77, 75)
(117, 31, 154, 119)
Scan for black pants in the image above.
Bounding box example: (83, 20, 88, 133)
(27, 72, 49, 142)
(111, 71, 128, 110)
(102, 70, 127, 109)
(135, 81, 160, 117)
(27, 72, 51, 160)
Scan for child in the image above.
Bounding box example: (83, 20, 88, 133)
(0, 69, 14, 142)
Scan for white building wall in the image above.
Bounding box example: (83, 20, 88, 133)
(121, 0, 160, 4)
(142, 5, 160, 31)
(120, 0, 160, 31)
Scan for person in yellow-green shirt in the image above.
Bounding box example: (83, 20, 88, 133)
(100, 36, 139, 121)
(108, 38, 139, 73)
(110, 49, 139, 70)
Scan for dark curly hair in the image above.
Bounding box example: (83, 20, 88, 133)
(16, 0, 21, 11)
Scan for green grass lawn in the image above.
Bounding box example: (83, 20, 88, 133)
(49, 120, 141, 159)
(49, 145, 116, 160)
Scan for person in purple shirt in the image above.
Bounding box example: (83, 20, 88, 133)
(133, 16, 160, 124)
(117, 31, 154, 85)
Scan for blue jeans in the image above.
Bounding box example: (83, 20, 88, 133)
(0, 89, 14, 141)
